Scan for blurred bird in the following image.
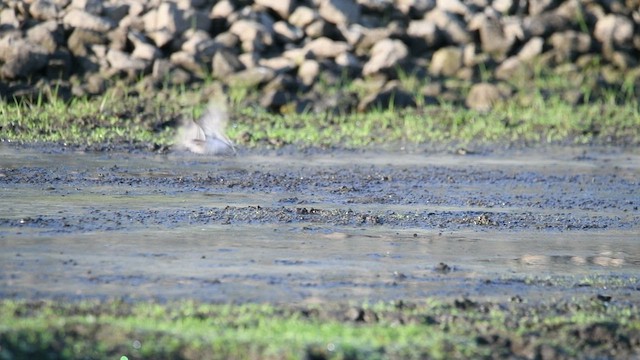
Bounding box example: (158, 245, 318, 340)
(175, 100, 236, 155)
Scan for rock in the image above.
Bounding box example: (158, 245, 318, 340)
(523, 13, 566, 37)
(425, 9, 471, 45)
(335, 52, 359, 68)
(106, 48, 147, 71)
(471, 14, 523, 59)
(26, 20, 61, 53)
(466, 82, 506, 111)
(103, 3, 130, 23)
(255, 0, 296, 20)
(495, 56, 529, 80)
(303, 19, 328, 39)
(67, 28, 107, 56)
(492, 0, 516, 13)
(594, 14, 634, 48)
(260, 89, 289, 111)
(273, 21, 304, 43)
(319, 0, 360, 25)
(436, 0, 470, 16)
(429, 46, 463, 77)
(528, 0, 558, 15)
(354, 27, 393, 56)
(549, 30, 592, 62)
(229, 19, 274, 52)
(259, 56, 295, 73)
(407, 19, 441, 52)
(63, 9, 114, 32)
(143, 2, 188, 37)
(224, 66, 276, 88)
(517, 37, 544, 62)
(181, 30, 219, 63)
(289, 6, 318, 28)
(184, 8, 212, 32)
(29, 0, 59, 21)
(46, 49, 72, 78)
(298, 59, 320, 86)
(170, 51, 204, 74)
(303, 37, 349, 59)
(0, 38, 49, 79)
(362, 39, 409, 76)
(210, 0, 235, 19)
(129, 32, 162, 62)
(396, 0, 436, 16)
(1, 9, 19, 30)
(70, 0, 103, 15)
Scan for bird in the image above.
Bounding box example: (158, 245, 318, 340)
(175, 100, 236, 155)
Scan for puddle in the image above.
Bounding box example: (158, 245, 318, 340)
(1, 145, 639, 303)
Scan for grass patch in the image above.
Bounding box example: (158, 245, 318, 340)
(1, 73, 639, 149)
(1, 297, 638, 359)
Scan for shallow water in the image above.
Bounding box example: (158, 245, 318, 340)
(1, 145, 638, 303)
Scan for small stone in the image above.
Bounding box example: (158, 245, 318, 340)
(212, 50, 245, 79)
(517, 37, 544, 62)
(429, 46, 463, 77)
(0, 38, 49, 79)
(303, 37, 349, 59)
(289, 6, 318, 28)
(594, 14, 634, 47)
(319, 0, 360, 25)
(362, 39, 408, 76)
(70, 0, 102, 14)
(298, 59, 320, 86)
(224, 67, 276, 88)
(407, 20, 441, 51)
(466, 82, 506, 111)
(63, 9, 114, 32)
(425, 9, 470, 45)
(67, 28, 107, 57)
(27, 20, 60, 53)
(29, 0, 59, 21)
(273, 21, 304, 43)
(255, 0, 296, 20)
(107, 49, 147, 71)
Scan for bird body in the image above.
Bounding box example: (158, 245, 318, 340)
(175, 101, 236, 155)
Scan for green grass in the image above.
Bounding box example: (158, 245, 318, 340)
(1, 297, 638, 359)
(1, 71, 639, 149)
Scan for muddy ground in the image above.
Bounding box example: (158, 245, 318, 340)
(1, 143, 638, 305)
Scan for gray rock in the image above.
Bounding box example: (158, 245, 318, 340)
(214, 32, 240, 50)
(289, 6, 318, 28)
(492, 0, 516, 13)
(1, 9, 19, 30)
(229, 19, 274, 52)
(466, 82, 506, 111)
(354, 27, 393, 56)
(27, 20, 61, 53)
(181, 30, 219, 62)
(273, 21, 304, 43)
(67, 28, 107, 56)
(106, 48, 147, 71)
(495, 56, 527, 80)
(0, 38, 49, 79)
(298, 59, 320, 86)
(29, 0, 59, 21)
(103, 3, 130, 23)
(523, 13, 566, 37)
(129, 31, 161, 61)
(429, 46, 463, 77)
(304, 19, 328, 39)
(70, 0, 103, 15)
(594, 14, 634, 48)
(425, 9, 471, 45)
(517, 37, 544, 62)
(63, 9, 114, 32)
(396, 0, 436, 16)
(549, 30, 591, 62)
(259, 56, 295, 73)
(303, 37, 349, 59)
(255, 0, 296, 20)
(143, 2, 188, 37)
(224, 66, 276, 88)
(363, 39, 408, 76)
(407, 20, 441, 51)
(170, 51, 204, 74)
(528, 0, 557, 15)
(470, 14, 523, 59)
(335, 52, 359, 68)
(210, 0, 235, 19)
(436, 0, 470, 16)
(319, 0, 360, 25)
(260, 89, 289, 111)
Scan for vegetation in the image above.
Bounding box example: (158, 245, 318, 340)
(1, 295, 638, 359)
(1, 69, 638, 149)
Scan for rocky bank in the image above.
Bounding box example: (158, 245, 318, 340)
(1, 0, 639, 112)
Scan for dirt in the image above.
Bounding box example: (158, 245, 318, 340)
(1, 144, 639, 304)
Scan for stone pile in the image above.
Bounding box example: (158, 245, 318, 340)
(1, 0, 639, 112)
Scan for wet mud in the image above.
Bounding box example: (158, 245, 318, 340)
(1, 144, 639, 304)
